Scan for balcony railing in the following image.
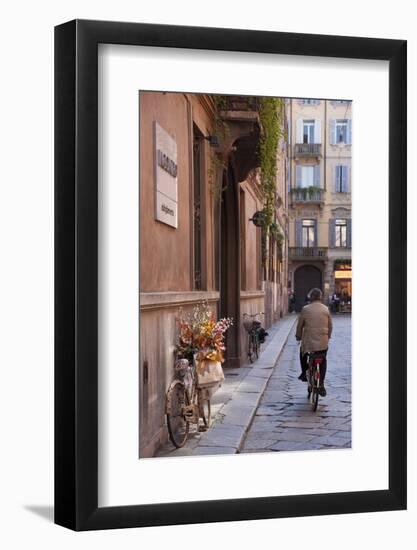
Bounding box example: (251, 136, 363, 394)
(294, 143, 322, 157)
(290, 188, 324, 204)
(221, 95, 260, 112)
(289, 247, 327, 260)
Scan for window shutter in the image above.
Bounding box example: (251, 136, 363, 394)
(314, 220, 318, 246)
(335, 165, 340, 192)
(314, 165, 320, 187)
(328, 218, 336, 248)
(329, 120, 336, 145)
(314, 119, 321, 143)
(347, 219, 352, 247)
(296, 165, 302, 188)
(295, 220, 303, 247)
(341, 166, 348, 192)
(347, 119, 352, 144)
(296, 119, 303, 143)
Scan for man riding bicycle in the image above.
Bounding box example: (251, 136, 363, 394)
(296, 288, 332, 396)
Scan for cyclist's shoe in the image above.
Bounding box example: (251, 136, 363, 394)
(298, 373, 307, 382)
(319, 386, 327, 397)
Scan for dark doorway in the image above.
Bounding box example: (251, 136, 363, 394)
(294, 265, 322, 312)
(219, 165, 241, 367)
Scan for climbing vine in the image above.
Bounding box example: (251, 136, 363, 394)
(258, 97, 285, 264)
(207, 94, 287, 265)
(207, 95, 229, 199)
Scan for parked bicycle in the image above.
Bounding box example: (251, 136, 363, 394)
(165, 356, 212, 448)
(306, 351, 326, 411)
(243, 312, 266, 363)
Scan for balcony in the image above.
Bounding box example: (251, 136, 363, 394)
(289, 247, 327, 260)
(222, 95, 260, 112)
(290, 187, 324, 205)
(219, 95, 260, 124)
(294, 143, 322, 158)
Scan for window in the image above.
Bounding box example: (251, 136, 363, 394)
(296, 118, 321, 144)
(302, 219, 316, 247)
(332, 100, 351, 105)
(335, 165, 349, 192)
(330, 119, 352, 145)
(296, 164, 320, 188)
(302, 119, 315, 143)
(300, 166, 314, 187)
(335, 219, 347, 247)
(299, 99, 320, 105)
(335, 119, 348, 143)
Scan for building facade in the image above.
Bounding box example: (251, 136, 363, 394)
(139, 92, 288, 457)
(287, 99, 352, 311)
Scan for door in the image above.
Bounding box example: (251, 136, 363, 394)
(219, 165, 241, 367)
(294, 265, 322, 312)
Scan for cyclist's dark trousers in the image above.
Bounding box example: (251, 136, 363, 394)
(300, 350, 327, 384)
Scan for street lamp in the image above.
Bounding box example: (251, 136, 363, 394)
(204, 134, 220, 147)
(249, 210, 265, 227)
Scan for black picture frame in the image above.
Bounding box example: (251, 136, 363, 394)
(55, 19, 407, 531)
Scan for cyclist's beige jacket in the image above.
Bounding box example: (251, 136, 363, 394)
(296, 301, 333, 353)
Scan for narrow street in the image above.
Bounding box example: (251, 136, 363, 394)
(157, 314, 351, 458)
(240, 314, 351, 453)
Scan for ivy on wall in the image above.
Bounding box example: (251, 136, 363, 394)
(208, 95, 287, 265)
(258, 97, 285, 264)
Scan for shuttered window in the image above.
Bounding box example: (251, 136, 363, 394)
(330, 119, 352, 145)
(295, 165, 320, 188)
(329, 218, 352, 247)
(296, 119, 321, 144)
(328, 219, 336, 247)
(334, 165, 349, 192)
(303, 119, 314, 143)
(301, 219, 316, 247)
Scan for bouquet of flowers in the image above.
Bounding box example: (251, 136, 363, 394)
(175, 301, 233, 364)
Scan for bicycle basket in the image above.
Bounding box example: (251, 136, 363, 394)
(194, 350, 225, 389)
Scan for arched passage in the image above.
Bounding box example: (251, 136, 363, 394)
(294, 265, 323, 312)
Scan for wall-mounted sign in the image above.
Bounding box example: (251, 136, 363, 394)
(154, 121, 178, 228)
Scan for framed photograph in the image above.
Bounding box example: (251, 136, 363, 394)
(55, 20, 406, 531)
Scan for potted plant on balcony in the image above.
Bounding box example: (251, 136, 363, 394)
(306, 185, 321, 199)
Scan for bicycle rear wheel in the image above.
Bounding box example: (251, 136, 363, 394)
(166, 380, 190, 448)
(312, 367, 320, 412)
(248, 334, 254, 363)
(199, 390, 211, 429)
(312, 388, 319, 411)
(254, 336, 259, 359)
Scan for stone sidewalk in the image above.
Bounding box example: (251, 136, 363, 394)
(156, 314, 297, 457)
(240, 314, 352, 453)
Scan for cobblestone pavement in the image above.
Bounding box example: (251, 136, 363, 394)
(240, 314, 351, 453)
(156, 316, 296, 458)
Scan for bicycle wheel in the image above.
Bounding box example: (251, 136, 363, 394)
(199, 390, 211, 429)
(166, 380, 190, 448)
(254, 335, 259, 360)
(248, 334, 254, 363)
(312, 388, 319, 411)
(312, 368, 320, 412)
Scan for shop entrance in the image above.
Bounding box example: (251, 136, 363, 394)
(294, 265, 322, 312)
(334, 261, 352, 311)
